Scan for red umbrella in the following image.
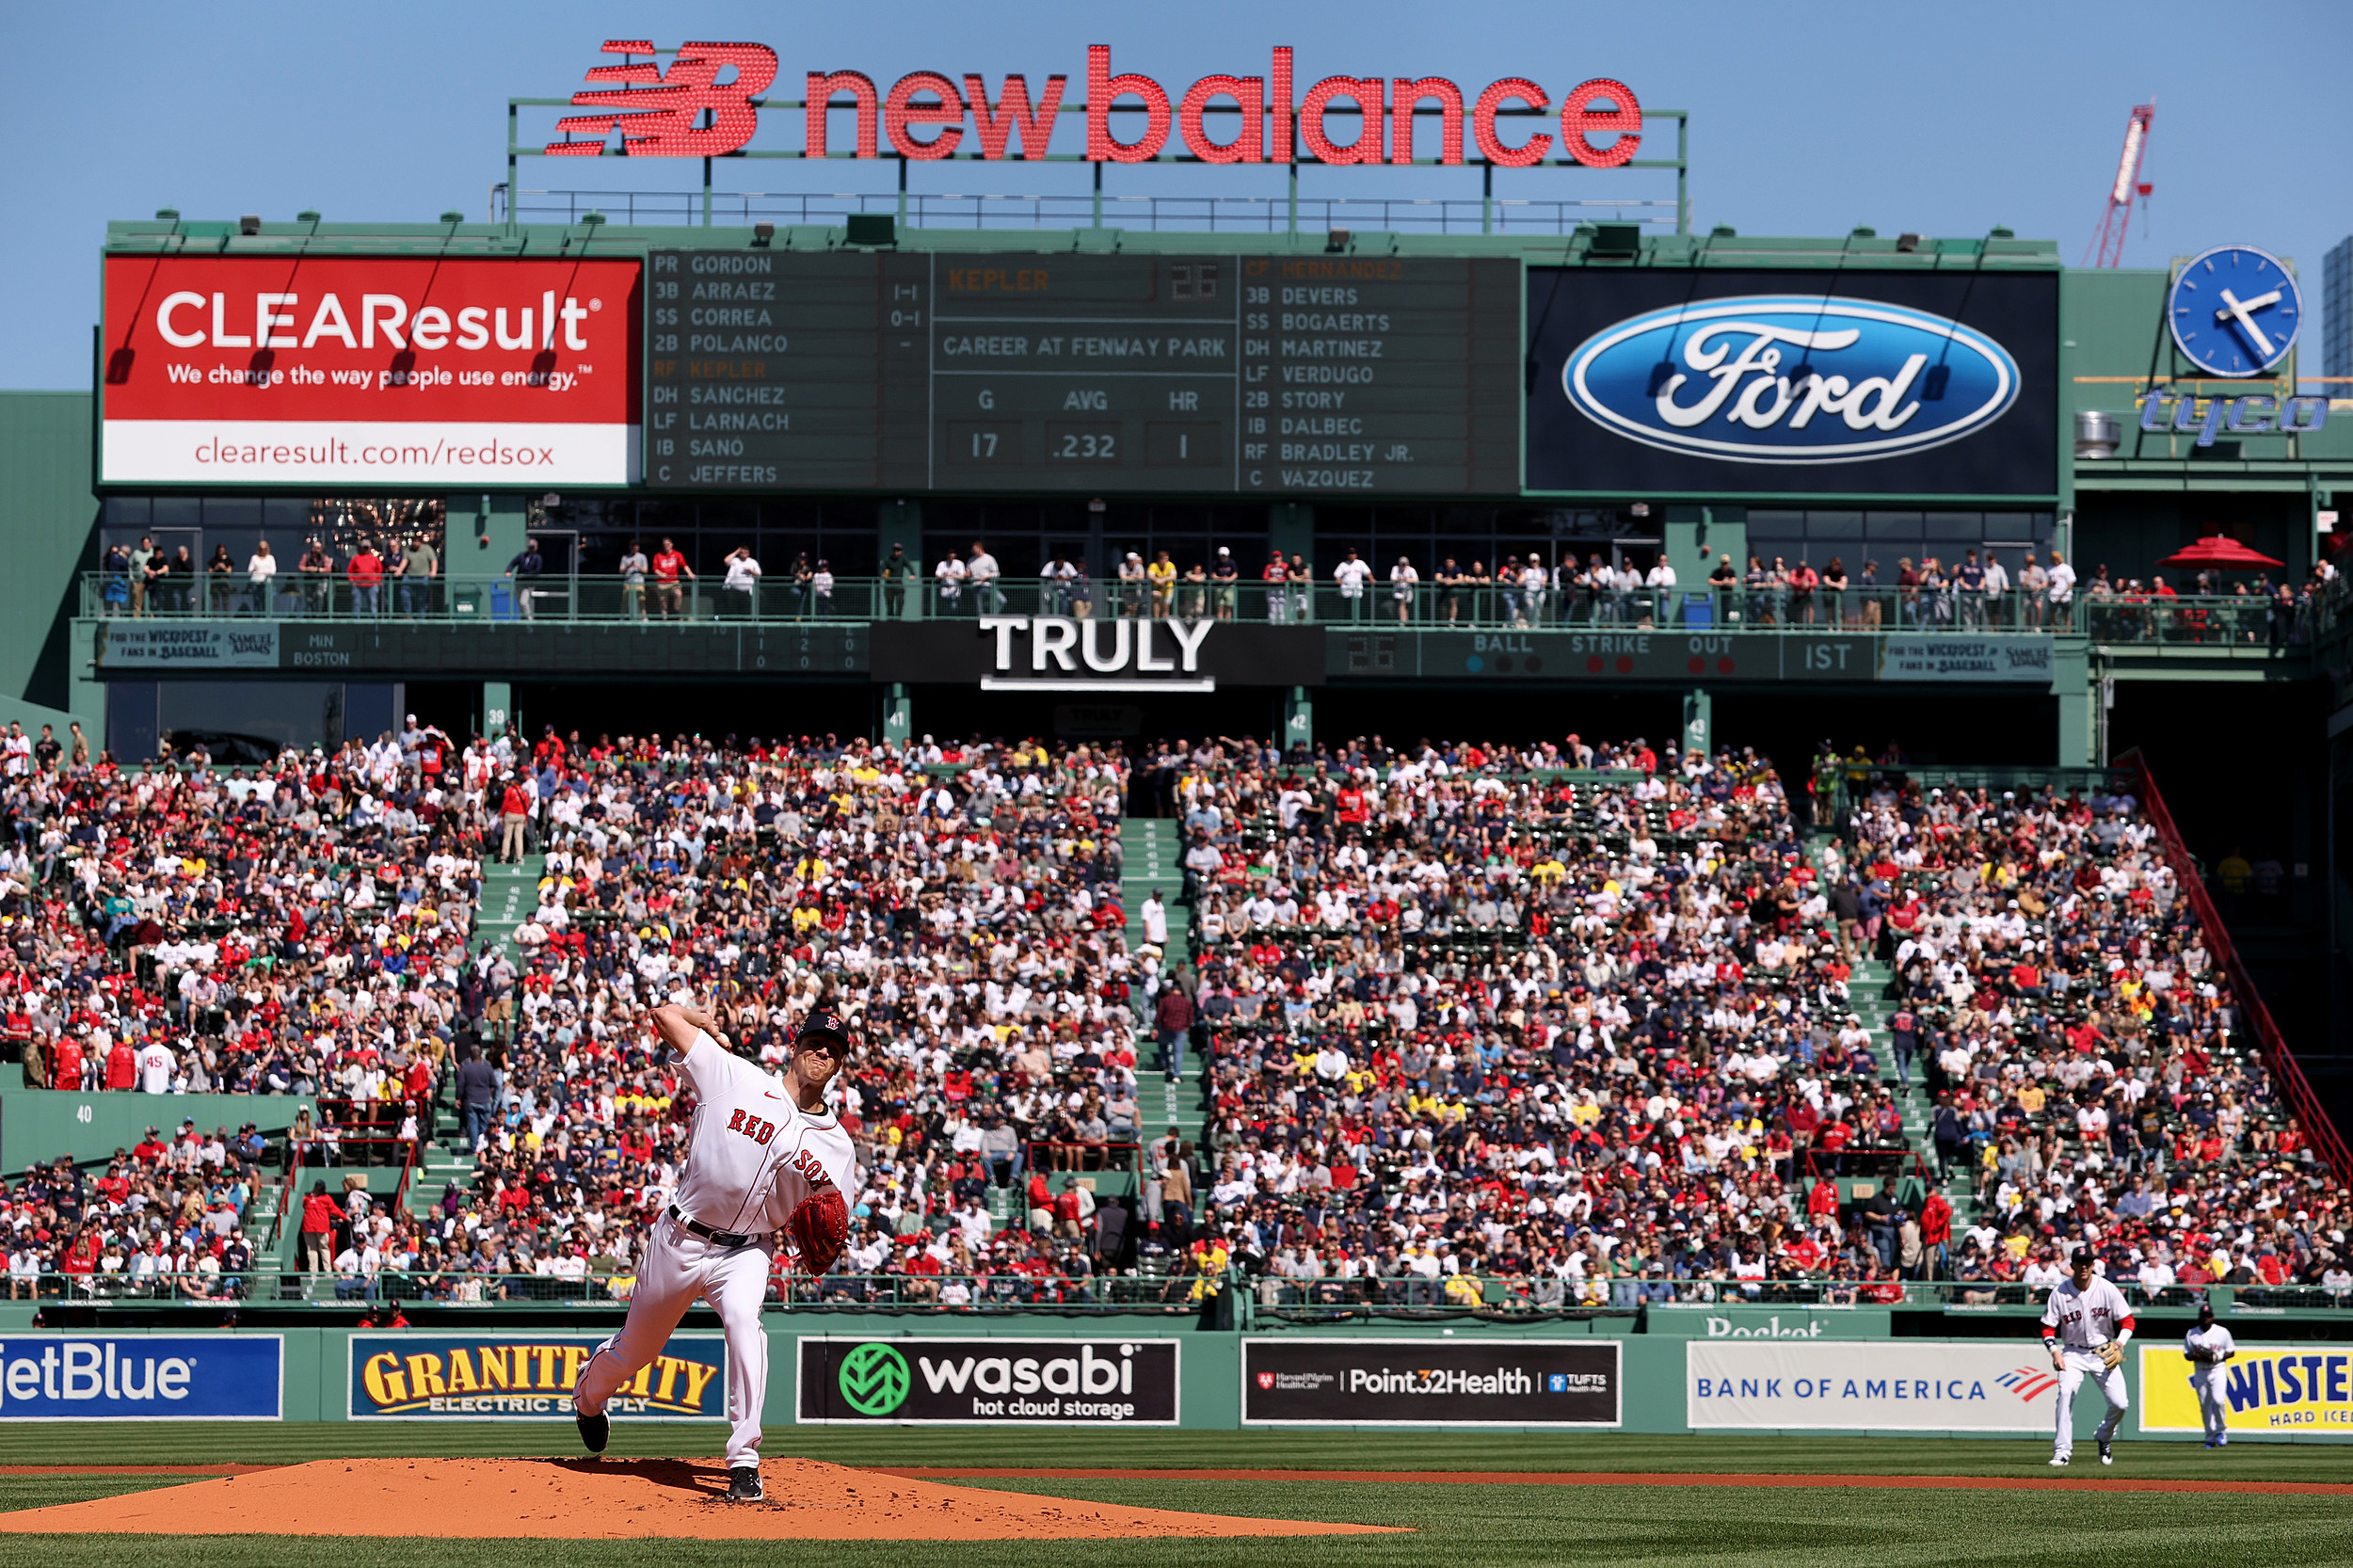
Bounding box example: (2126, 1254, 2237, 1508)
(2160, 535, 2282, 569)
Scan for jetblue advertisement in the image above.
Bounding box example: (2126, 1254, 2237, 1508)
(1525, 268, 2058, 495)
(0, 1335, 282, 1419)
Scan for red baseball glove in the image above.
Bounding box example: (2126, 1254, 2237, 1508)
(785, 1189, 851, 1276)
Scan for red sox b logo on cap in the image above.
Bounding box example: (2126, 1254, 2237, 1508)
(799, 1009, 853, 1048)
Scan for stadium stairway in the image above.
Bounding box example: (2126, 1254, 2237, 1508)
(472, 851, 546, 956)
(1808, 836, 1944, 1211)
(1120, 815, 1202, 1151)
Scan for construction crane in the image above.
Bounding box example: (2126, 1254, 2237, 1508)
(2083, 100, 2154, 267)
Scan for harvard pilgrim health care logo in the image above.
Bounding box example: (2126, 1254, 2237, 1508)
(1561, 296, 2021, 465)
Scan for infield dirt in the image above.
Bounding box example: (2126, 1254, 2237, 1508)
(0, 1456, 1401, 1541)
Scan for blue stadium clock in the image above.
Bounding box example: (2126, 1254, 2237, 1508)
(2168, 245, 2301, 377)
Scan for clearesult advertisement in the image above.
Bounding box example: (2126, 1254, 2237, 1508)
(348, 1334, 722, 1420)
(796, 1336, 1179, 1425)
(100, 254, 642, 486)
(1686, 1341, 2060, 1431)
(0, 1334, 281, 1419)
(1241, 1337, 1620, 1426)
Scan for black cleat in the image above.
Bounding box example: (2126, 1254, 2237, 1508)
(727, 1466, 763, 1502)
(2098, 1439, 2114, 1466)
(575, 1408, 609, 1454)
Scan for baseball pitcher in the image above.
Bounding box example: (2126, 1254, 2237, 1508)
(570, 1001, 856, 1502)
(2039, 1245, 2135, 1466)
(2183, 1297, 2236, 1448)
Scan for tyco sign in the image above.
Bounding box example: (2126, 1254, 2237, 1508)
(0, 1335, 281, 1419)
(796, 1336, 1179, 1424)
(349, 1335, 722, 1420)
(2139, 1344, 2353, 1434)
(1241, 1337, 1620, 1426)
(1687, 1341, 2055, 1431)
(1561, 297, 2022, 465)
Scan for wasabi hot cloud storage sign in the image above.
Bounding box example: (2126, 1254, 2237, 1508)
(797, 1336, 1178, 1424)
(100, 254, 642, 486)
(1527, 269, 2058, 496)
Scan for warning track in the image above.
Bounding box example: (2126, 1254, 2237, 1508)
(877, 1466, 2353, 1496)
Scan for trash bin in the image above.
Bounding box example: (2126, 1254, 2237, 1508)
(1681, 592, 1714, 628)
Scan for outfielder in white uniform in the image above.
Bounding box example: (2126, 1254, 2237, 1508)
(2040, 1245, 2135, 1466)
(2184, 1298, 2236, 1448)
(571, 1001, 857, 1502)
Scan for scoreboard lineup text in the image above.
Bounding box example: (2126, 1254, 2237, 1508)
(644, 250, 1519, 495)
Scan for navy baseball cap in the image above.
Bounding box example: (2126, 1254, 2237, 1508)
(2070, 1246, 2094, 1268)
(798, 1010, 854, 1050)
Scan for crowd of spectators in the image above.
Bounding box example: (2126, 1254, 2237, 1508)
(1825, 771, 2350, 1303)
(0, 719, 2344, 1315)
(96, 499, 445, 618)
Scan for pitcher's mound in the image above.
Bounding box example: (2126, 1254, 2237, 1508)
(0, 1456, 1401, 1541)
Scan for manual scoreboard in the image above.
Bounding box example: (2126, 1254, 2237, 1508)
(645, 249, 1520, 496)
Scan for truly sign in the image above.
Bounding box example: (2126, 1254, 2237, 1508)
(548, 41, 1641, 168)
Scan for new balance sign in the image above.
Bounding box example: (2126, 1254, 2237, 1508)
(796, 1336, 1178, 1424)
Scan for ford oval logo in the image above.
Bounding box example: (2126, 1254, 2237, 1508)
(1561, 296, 2021, 464)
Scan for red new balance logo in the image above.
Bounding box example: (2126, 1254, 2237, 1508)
(549, 40, 777, 157)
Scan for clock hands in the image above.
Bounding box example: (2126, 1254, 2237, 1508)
(2215, 288, 2279, 361)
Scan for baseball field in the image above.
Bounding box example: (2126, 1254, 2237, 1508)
(0, 1426, 2346, 1566)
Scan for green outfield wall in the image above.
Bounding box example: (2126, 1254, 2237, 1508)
(0, 1321, 2338, 1443)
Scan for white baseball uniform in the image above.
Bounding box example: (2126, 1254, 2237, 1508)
(2185, 1322, 2235, 1443)
(571, 1029, 856, 1468)
(2040, 1273, 2134, 1460)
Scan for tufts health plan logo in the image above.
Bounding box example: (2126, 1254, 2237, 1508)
(1561, 296, 2020, 464)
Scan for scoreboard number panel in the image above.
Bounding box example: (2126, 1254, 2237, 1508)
(644, 250, 1519, 496)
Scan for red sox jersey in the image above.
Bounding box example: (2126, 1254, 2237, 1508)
(669, 1030, 856, 1240)
(2040, 1274, 2135, 1350)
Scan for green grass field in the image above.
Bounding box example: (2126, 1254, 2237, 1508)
(0, 1429, 2346, 1568)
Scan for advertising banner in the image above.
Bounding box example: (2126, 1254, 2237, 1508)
(0, 1335, 280, 1419)
(1525, 268, 2058, 497)
(872, 620, 1324, 689)
(1686, 1341, 2057, 1431)
(2138, 1344, 2353, 1435)
(95, 622, 280, 670)
(349, 1334, 722, 1420)
(796, 1336, 1178, 1424)
(1643, 1305, 1894, 1340)
(1241, 1337, 1620, 1426)
(1879, 635, 2054, 683)
(101, 254, 641, 486)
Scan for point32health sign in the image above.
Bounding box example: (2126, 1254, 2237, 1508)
(796, 1336, 1178, 1424)
(1241, 1337, 1621, 1426)
(0, 1335, 281, 1419)
(348, 1334, 722, 1420)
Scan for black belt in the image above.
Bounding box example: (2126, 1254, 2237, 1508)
(667, 1204, 758, 1249)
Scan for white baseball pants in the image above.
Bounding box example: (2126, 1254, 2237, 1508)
(2190, 1367, 2228, 1441)
(572, 1212, 774, 1468)
(2051, 1348, 2128, 1460)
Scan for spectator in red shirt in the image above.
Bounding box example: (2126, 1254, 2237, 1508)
(298, 1179, 339, 1273)
(650, 536, 693, 618)
(346, 543, 385, 616)
(104, 1036, 136, 1091)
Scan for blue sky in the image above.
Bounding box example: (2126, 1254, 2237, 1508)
(10, 0, 2347, 389)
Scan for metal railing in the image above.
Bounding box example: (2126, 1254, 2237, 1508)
(499, 187, 1682, 236)
(1252, 1273, 2353, 1319)
(75, 573, 2338, 647)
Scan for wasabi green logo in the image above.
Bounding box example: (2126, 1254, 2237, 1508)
(838, 1343, 910, 1416)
